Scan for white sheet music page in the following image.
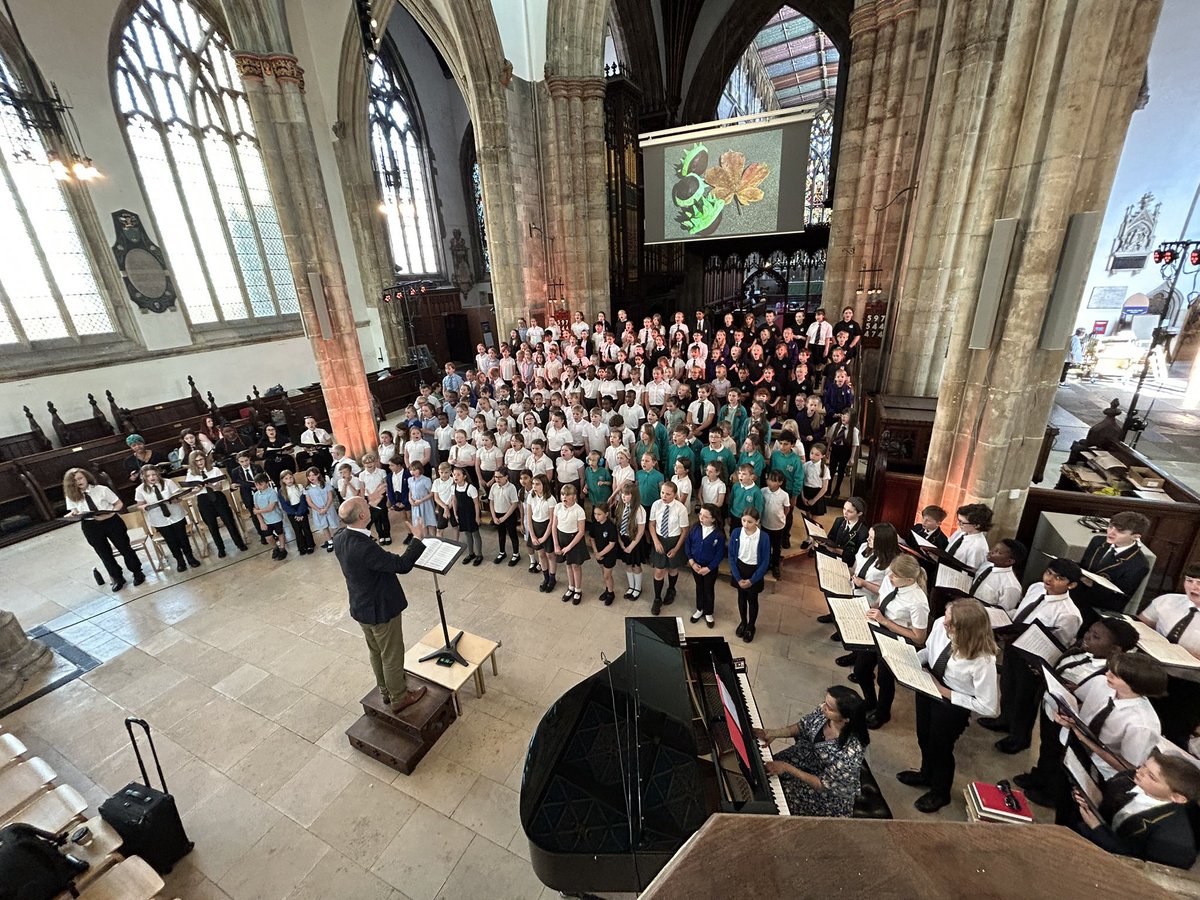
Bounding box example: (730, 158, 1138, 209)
(1064, 747, 1102, 810)
(805, 518, 828, 541)
(815, 553, 853, 597)
(1012, 623, 1063, 665)
(911, 531, 935, 549)
(935, 567, 972, 592)
(1132, 620, 1200, 668)
(1079, 567, 1122, 595)
(415, 537, 460, 573)
(985, 606, 1012, 628)
(829, 596, 872, 646)
(874, 631, 942, 699)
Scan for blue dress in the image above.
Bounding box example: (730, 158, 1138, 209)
(407, 475, 437, 527)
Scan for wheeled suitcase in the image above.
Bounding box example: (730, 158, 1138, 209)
(98, 717, 194, 873)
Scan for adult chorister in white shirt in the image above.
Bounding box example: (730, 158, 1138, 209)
(934, 503, 992, 590)
(968, 538, 1026, 612)
(898, 598, 1000, 813)
(1139, 564, 1200, 658)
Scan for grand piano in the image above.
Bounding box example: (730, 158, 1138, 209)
(520, 617, 789, 894)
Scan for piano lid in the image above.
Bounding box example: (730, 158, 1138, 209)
(520, 617, 710, 891)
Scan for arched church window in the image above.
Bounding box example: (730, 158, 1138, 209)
(804, 105, 833, 227)
(114, 0, 299, 325)
(0, 55, 115, 344)
(369, 45, 440, 277)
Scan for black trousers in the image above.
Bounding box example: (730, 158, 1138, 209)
(828, 444, 852, 495)
(369, 497, 391, 539)
(693, 568, 718, 615)
(157, 518, 194, 565)
(81, 516, 143, 582)
(853, 649, 896, 715)
(997, 652, 1040, 747)
(916, 693, 971, 800)
(495, 515, 519, 554)
(764, 527, 784, 570)
(736, 580, 764, 626)
(239, 485, 269, 538)
(290, 515, 315, 552)
(197, 492, 243, 552)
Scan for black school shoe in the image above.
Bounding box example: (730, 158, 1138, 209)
(817, 613, 834, 624)
(977, 717, 1008, 733)
(835, 653, 856, 667)
(132, 571, 146, 586)
(509, 554, 520, 566)
(111, 579, 126, 593)
(494, 552, 507, 564)
(472, 555, 483, 566)
(896, 770, 930, 788)
(914, 791, 951, 813)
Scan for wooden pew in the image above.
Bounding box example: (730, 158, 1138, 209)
(0, 406, 52, 461)
(0, 461, 57, 547)
(14, 437, 130, 515)
(107, 376, 207, 435)
(48, 396, 114, 446)
(368, 365, 422, 418)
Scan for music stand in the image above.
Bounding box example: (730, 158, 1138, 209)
(412, 537, 468, 666)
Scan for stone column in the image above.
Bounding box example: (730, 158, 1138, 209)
(544, 74, 611, 323)
(0, 611, 51, 706)
(227, 47, 379, 458)
(824, 0, 936, 388)
(886, 0, 1162, 533)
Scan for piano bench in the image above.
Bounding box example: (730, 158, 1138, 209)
(852, 760, 893, 819)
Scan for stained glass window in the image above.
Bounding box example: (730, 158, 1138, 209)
(114, 0, 299, 324)
(0, 56, 115, 344)
(370, 47, 440, 277)
(470, 161, 489, 279)
(804, 105, 833, 227)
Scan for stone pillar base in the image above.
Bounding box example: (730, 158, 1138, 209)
(0, 610, 52, 707)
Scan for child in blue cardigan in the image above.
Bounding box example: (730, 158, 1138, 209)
(728, 508, 771, 643)
(686, 503, 727, 628)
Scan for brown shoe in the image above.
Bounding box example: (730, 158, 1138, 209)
(388, 686, 427, 714)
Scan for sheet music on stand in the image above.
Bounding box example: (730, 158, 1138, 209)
(934, 566, 973, 593)
(414, 537, 465, 574)
(827, 596, 873, 647)
(1011, 621, 1065, 666)
(910, 531, 935, 550)
(815, 553, 854, 597)
(1064, 746, 1102, 813)
(1042, 666, 1100, 746)
(873, 630, 944, 700)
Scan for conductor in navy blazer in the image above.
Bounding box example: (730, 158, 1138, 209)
(333, 496, 427, 713)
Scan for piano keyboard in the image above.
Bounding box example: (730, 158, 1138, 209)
(737, 671, 791, 815)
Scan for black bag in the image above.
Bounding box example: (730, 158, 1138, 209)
(0, 823, 88, 900)
(98, 717, 194, 874)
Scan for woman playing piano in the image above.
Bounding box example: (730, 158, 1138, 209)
(752, 685, 869, 817)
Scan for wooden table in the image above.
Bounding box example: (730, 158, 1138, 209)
(404, 626, 501, 715)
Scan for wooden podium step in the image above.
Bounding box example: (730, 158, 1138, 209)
(346, 675, 456, 775)
(359, 678, 456, 743)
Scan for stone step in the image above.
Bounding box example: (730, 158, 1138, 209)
(359, 675, 456, 745)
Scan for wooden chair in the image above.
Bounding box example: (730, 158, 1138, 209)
(179, 493, 211, 559)
(0, 756, 56, 821)
(1, 783, 86, 833)
(61, 816, 125, 892)
(72, 855, 165, 900)
(119, 510, 164, 572)
(0, 731, 28, 771)
(144, 508, 206, 564)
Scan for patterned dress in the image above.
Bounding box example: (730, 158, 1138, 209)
(775, 706, 864, 817)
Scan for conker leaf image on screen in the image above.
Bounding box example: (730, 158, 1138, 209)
(667, 130, 782, 239)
